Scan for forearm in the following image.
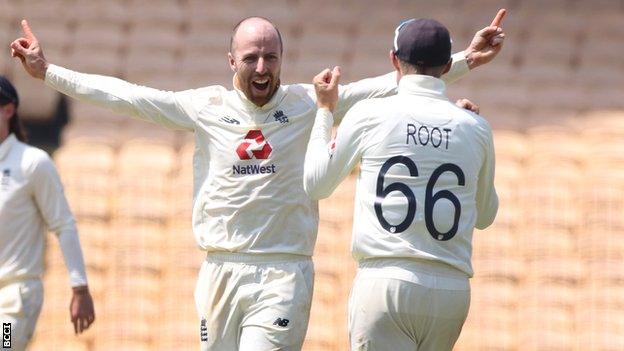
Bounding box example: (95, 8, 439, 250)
(57, 226, 89, 287)
(303, 108, 336, 199)
(441, 52, 470, 84)
(476, 190, 498, 229)
(475, 133, 499, 229)
(475, 171, 499, 229)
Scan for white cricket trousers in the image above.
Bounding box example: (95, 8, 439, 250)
(0, 279, 44, 351)
(348, 259, 470, 351)
(194, 252, 314, 351)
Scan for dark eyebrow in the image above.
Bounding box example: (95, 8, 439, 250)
(241, 53, 258, 59)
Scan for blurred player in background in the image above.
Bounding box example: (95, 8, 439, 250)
(0, 76, 94, 351)
(10, 13, 503, 350)
(304, 15, 502, 351)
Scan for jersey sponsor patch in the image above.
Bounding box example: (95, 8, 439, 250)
(236, 130, 273, 160)
(232, 164, 277, 175)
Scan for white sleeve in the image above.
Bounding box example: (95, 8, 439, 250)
(334, 72, 396, 122)
(441, 51, 470, 85)
(475, 126, 498, 229)
(333, 51, 469, 123)
(31, 155, 88, 287)
(45, 64, 196, 131)
(303, 106, 367, 200)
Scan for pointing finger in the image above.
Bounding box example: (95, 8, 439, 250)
(21, 19, 36, 41)
(490, 9, 506, 27)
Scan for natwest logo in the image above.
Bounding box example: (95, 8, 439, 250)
(236, 130, 272, 160)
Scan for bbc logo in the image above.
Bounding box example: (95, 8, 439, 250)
(2, 323, 10, 349)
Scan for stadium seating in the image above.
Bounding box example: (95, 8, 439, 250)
(3, 0, 623, 350)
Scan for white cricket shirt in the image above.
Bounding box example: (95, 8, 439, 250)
(44, 53, 468, 257)
(0, 134, 88, 287)
(304, 74, 498, 276)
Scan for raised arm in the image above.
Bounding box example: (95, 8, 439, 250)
(10, 20, 196, 131)
(464, 9, 506, 70)
(304, 67, 366, 199)
(334, 9, 507, 122)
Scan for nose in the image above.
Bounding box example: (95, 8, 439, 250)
(256, 57, 267, 75)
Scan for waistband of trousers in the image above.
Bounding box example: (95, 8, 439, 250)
(205, 251, 311, 264)
(358, 257, 467, 279)
(357, 257, 470, 291)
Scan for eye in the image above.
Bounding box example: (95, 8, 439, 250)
(266, 54, 278, 62)
(242, 55, 257, 63)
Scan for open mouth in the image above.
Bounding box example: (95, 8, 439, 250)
(252, 78, 270, 91)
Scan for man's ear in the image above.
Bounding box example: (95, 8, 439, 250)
(0, 104, 15, 122)
(389, 50, 401, 72)
(228, 52, 237, 72)
(442, 59, 452, 75)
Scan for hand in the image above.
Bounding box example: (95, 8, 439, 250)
(456, 98, 480, 114)
(10, 20, 49, 80)
(313, 66, 341, 112)
(464, 9, 506, 69)
(70, 285, 95, 335)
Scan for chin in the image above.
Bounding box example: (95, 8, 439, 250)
(253, 90, 276, 106)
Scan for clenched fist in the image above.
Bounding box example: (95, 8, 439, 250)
(313, 66, 341, 112)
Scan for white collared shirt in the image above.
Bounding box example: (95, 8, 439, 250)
(0, 134, 87, 286)
(44, 53, 468, 256)
(304, 74, 498, 276)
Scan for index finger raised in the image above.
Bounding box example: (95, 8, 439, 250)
(490, 9, 506, 27)
(21, 19, 37, 41)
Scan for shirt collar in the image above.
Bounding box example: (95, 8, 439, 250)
(231, 74, 286, 112)
(0, 134, 17, 161)
(397, 74, 448, 101)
